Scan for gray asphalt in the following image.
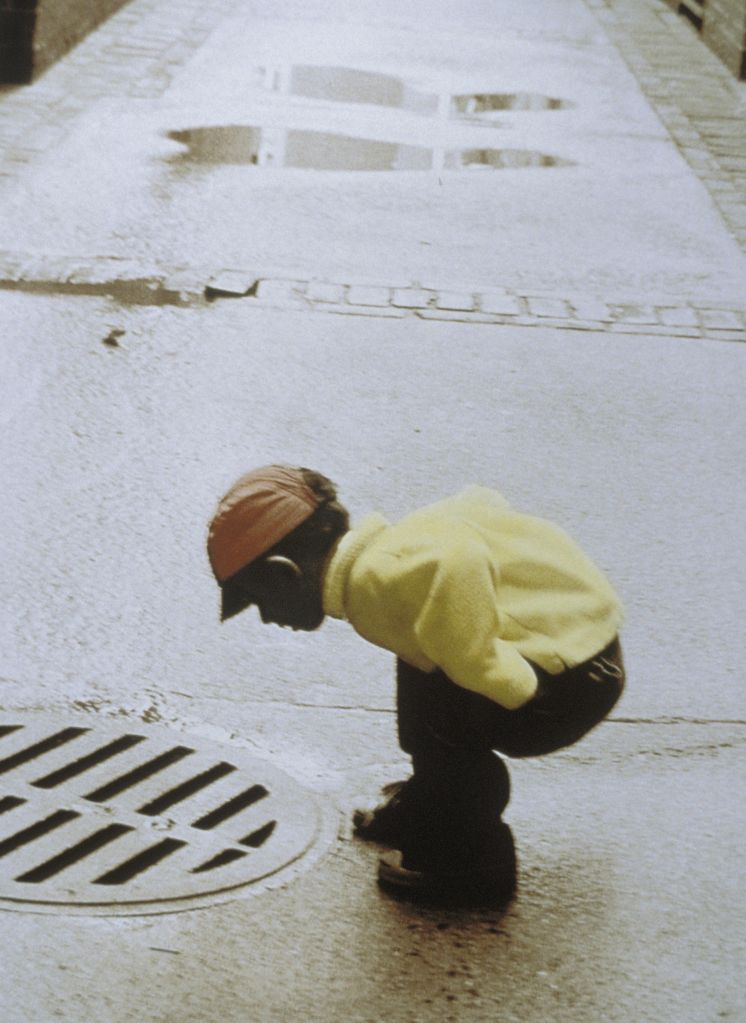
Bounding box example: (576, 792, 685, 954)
(1, 0, 745, 1021)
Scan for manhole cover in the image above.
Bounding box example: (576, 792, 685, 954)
(0, 715, 323, 915)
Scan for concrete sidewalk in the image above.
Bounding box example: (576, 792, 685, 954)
(1, 296, 744, 1023)
(0, 2, 745, 1022)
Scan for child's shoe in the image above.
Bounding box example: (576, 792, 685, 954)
(377, 822, 517, 906)
(352, 779, 413, 845)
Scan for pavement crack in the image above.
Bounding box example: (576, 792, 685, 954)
(610, 716, 746, 726)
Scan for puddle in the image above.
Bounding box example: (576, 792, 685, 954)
(445, 148, 574, 169)
(0, 277, 190, 306)
(167, 127, 431, 170)
(260, 64, 440, 115)
(451, 93, 574, 115)
(253, 66, 572, 120)
(166, 127, 572, 172)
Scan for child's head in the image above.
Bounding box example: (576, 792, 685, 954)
(207, 465, 349, 629)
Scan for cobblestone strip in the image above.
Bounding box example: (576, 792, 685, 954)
(259, 279, 746, 339)
(0, 0, 244, 179)
(2, 253, 744, 341)
(584, 0, 746, 252)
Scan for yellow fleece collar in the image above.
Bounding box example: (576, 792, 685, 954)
(322, 513, 389, 620)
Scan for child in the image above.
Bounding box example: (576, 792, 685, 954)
(207, 464, 624, 903)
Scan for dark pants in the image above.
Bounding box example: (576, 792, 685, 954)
(396, 638, 624, 820)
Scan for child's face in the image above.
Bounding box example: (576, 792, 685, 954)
(232, 557, 325, 632)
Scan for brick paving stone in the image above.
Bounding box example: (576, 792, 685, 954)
(682, 151, 721, 172)
(416, 309, 498, 324)
(673, 129, 706, 145)
(254, 279, 305, 303)
(105, 40, 167, 53)
(205, 270, 258, 297)
(699, 170, 735, 185)
(306, 281, 346, 304)
(346, 285, 391, 307)
(563, 320, 609, 333)
(479, 292, 523, 315)
(611, 304, 660, 325)
(164, 268, 206, 297)
(1, 259, 34, 284)
(698, 308, 745, 329)
(68, 264, 121, 285)
(391, 287, 434, 308)
(33, 256, 82, 283)
(526, 296, 571, 318)
(707, 141, 746, 154)
(569, 298, 613, 321)
(657, 306, 700, 327)
(326, 304, 406, 319)
(707, 179, 741, 195)
(718, 210, 746, 229)
(524, 316, 584, 330)
(434, 290, 477, 311)
(105, 259, 158, 281)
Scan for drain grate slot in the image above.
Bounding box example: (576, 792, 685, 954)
(15, 824, 134, 883)
(239, 821, 276, 848)
(85, 746, 195, 802)
(0, 726, 22, 740)
(93, 838, 186, 885)
(191, 784, 268, 831)
(0, 809, 79, 857)
(137, 762, 237, 816)
(0, 796, 26, 815)
(32, 734, 147, 789)
(192, 848, 248, 874)
(0, 728, 89, 775)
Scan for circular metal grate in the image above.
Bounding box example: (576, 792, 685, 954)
(0, 715, 323, 914)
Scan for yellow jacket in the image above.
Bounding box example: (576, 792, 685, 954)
(322, 486, 623, 710)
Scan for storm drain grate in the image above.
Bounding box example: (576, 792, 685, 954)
(0, 715, 322, 914)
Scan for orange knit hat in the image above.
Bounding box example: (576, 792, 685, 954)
(207, 464, 320, 585)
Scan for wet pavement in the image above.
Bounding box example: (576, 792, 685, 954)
(1, 291, 745, 1022)
(1, 1, 745, 1021)
(1, 0, 746, 303)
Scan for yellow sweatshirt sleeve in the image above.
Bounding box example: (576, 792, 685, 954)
(411, 538, 539, 710)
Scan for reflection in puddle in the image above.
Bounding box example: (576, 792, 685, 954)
(166, 127, 573, 172)
(447, 149, 573, 169)
(169, 127, 264, 165)
(167, 127, 431, 170)
(254, 65, 571, 119)
(270, 65, 440, 115)
(451, 93, 574, 115)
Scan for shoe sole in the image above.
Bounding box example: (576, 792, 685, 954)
(377, 850, 517, 907)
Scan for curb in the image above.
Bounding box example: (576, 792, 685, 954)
(2, 253, 744, 342)
(585, 0, 746, 252)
